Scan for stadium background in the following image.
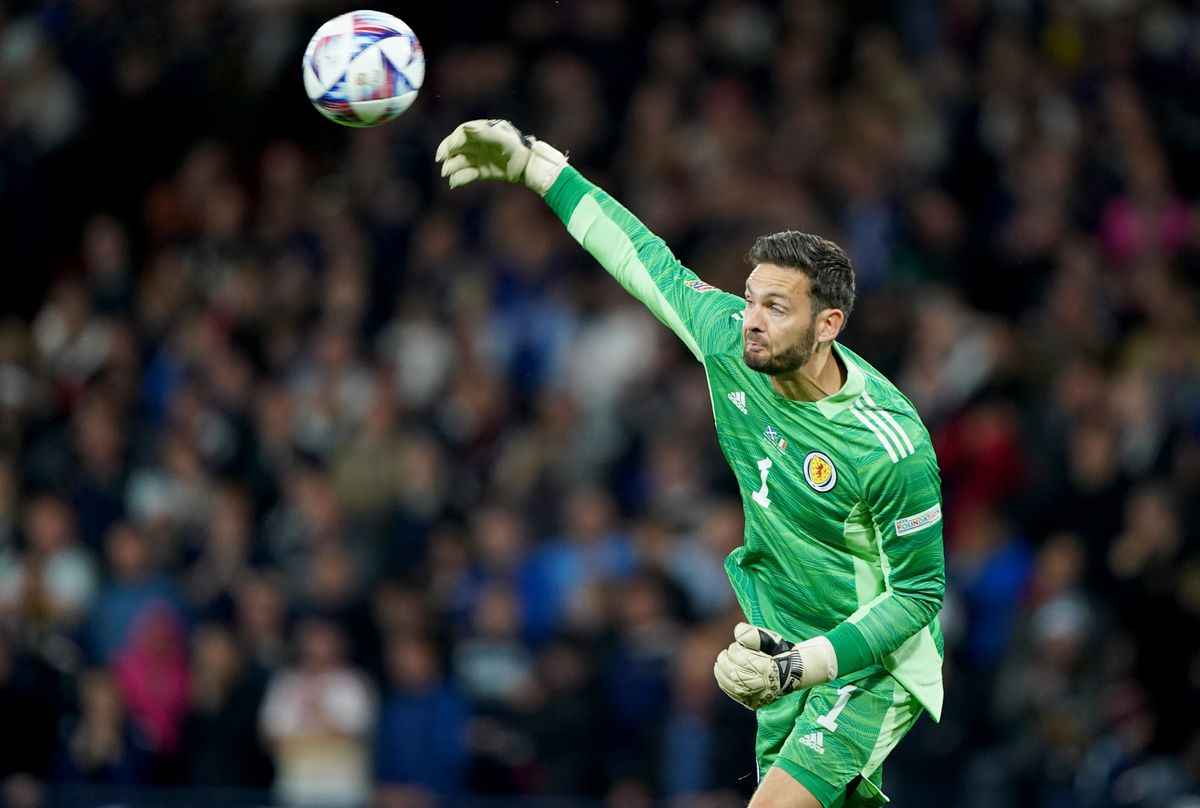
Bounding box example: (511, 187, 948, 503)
(1, 0, 1199, 806)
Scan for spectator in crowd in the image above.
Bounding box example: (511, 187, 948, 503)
(87, 521, 184, 664)
(659, 627, 755, 804)
(259, 616, 375, 808)
(181, 483, 258, 619)
(525, 484, 637, 640)
(112, 603, 189, 767)
(0, 493, 97, 635)
(53, 668, 152, 785)
(374, 633, 469, 802)
(234, 571, 289, 672)
(600, 572, 681, 796)
(453, 582, 541, 795)
(179, 621, 273, 789)
(0, 628, 56, 789)
(523, 637, 604, 797)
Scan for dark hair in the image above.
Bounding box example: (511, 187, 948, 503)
(747, 231, 856, 325)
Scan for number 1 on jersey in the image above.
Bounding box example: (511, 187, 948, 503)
(752, 457, 772, 508)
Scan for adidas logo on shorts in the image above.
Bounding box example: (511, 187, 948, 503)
(797, 731, 825, 755)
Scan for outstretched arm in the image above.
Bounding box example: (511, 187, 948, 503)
(436, 120, 742, 360)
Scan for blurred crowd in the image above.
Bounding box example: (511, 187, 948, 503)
(1, 0, 1199, 806)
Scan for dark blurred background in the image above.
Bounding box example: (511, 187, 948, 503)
(0, 0, 1199, 806)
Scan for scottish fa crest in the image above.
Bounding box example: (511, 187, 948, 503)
(803, 451, 837, 492)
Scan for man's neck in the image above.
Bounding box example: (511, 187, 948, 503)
(769, 343, 846, 402)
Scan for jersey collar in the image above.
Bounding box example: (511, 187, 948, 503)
(754, 341, 865, 420)
(814, 342, 865, 419)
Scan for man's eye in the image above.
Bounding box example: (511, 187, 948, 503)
(770, 306, 785, 314)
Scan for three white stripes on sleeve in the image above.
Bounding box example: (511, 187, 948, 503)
(850, 392, 916, 464)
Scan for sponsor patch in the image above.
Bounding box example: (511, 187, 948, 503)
(894, 503, 942, 536)
(803, 451, 836, 492)
(684, 279, 717, 293)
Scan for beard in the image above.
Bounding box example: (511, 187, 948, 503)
(743, 317, 818, 376)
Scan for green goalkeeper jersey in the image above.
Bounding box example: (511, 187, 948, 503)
(545, 168, 945, 720)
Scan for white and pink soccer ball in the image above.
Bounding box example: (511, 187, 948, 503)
(302, 10, 425, 128)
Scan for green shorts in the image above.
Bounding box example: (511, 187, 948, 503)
(755, 665, 923, 808)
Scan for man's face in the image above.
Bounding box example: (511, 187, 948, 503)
(742, 263, 820, 375)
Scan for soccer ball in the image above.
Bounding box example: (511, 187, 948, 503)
(302, 10, 425, 128)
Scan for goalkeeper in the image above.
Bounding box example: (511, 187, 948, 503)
(436, 120, 945, 808)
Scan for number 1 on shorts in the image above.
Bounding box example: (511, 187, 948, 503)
(816, 684, 858, 733)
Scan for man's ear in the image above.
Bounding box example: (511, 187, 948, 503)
(817, 308, 845, 343)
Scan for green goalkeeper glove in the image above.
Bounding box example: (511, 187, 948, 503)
(713, 622, 839, 710)
(435, 119, 568, 195)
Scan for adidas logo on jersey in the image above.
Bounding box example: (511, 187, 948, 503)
(797, 731, 825, 755)
(727, 391, 747, 414)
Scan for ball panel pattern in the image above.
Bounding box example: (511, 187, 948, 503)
(302, 10, 424, 128)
